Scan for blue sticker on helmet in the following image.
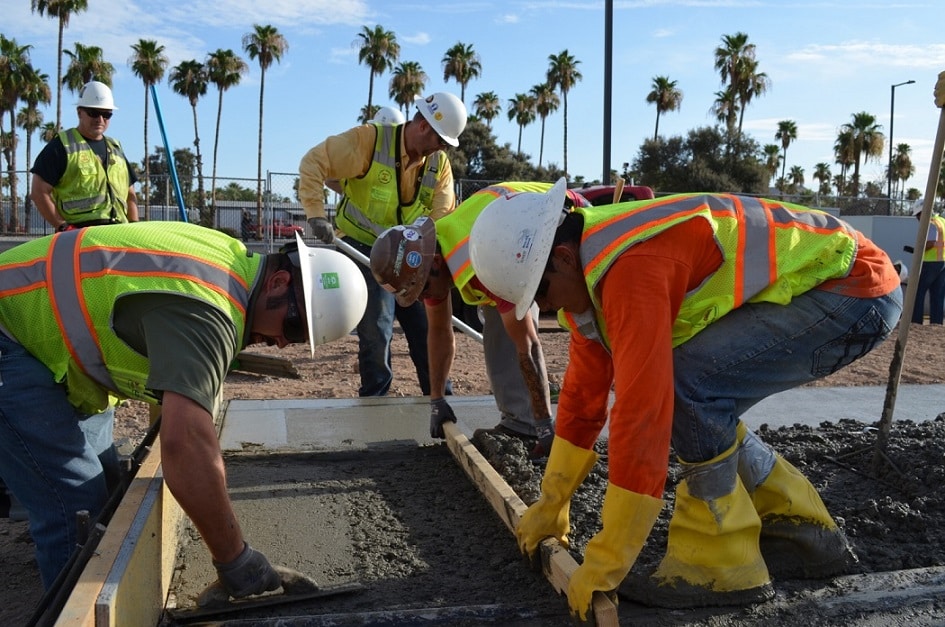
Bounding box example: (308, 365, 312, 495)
(405, 250, 422, 268)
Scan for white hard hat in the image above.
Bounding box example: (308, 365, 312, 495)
(77, 81, 117, 110)
(414, 92, 467, 147)
(293, 232, 367, 354)
(469, 178, 568, 320)
(372, 105, 405, 125)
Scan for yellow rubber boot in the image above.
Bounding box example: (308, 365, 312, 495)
(516, 436, 599, 559)
(622, 440, 773, 609)
(735, 422, 856, 579)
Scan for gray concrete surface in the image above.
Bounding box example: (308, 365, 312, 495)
(219, 385, 945, 453)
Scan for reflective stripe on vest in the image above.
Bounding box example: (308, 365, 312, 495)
(54, 129, 129, 222)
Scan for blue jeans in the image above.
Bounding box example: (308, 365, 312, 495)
(671, 287, 903, 463)
(911, 260, 945, 324)
(0, 334, 119, 588)
(343, 237, 441, 397)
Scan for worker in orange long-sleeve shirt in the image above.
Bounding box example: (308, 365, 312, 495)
(468, 178, 903, 620)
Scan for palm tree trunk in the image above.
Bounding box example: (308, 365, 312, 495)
(539, 117, 545, 169)
(191, 104, 206, 225)
(654, 111, 661, 143)
(562, 94, 569, 181)
(211, 89, 223, 226)
(56, 19, 64, 131)
(143, 86, 151, 220)
(255, 68, 265, 236)
(24, 132, 32, 231)
(7, 111, 19, 232)
(516, 125, 522, 155)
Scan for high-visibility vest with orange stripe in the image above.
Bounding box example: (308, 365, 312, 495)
(437, 182, 589, 306)
(558, 194, 858, 350)
(334, 123, 449, 246)
(52, 128, 132, 224)
(923, 215, 945, 262)
(0, 222, 262, 412)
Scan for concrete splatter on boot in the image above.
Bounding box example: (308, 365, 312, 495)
(737, 423, 857, 579)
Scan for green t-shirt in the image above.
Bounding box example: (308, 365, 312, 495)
(112, 293, 239, 415)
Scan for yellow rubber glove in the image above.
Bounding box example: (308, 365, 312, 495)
(568, 483, 663, 622)
(515, 436, 599, 559)
(935, 71, 945, 108)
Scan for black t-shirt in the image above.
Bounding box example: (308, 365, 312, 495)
(31, 131, 138, 187)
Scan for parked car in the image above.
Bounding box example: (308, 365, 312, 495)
(242, 218, 304, 240)
(574, 183, 655, 206)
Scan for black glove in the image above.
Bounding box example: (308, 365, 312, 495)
(530, 418, 555, 459)
(212, 542, 282, 600)
(430, 397, 457, 438)
(308, 216, 335, 243)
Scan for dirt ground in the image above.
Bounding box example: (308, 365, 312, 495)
(2, 320, 945, 625)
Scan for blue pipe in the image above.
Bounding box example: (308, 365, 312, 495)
(150, 84, 188, 222)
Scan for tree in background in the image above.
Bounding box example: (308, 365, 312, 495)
(389, 60, 426, 119)
(243, 23, 288, 235)
(30, 0, 88, 131)
(129, 39, 168, 220)
(788, 165, 805, 194)
(206, 48, 247, 222)
(762, 143, 781, 187)
(530, 82, 559, 169)
(813, 162, 832, 198)
(889, 142, 914, 202)
(546, 49, 581, 180)
(774, 119, 797, 193)
(507, 92, 535, 156)
(833, 129, 855, 196)
(734, 57, 769, 137)
(63, 42, 114, 90)
(16, 64, 51, 231)
(841, 111, 884, 197)
(169, 59, 209, 225)
(646, 75, 683, 142)
(473, 91, 501, 128)
(0, 35, 35, 232)
(711, 87, 738, 137)
(356, 25, 399, 117)
(442, 42, 481, 103)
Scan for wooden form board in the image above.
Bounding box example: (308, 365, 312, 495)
(55, 437, 183, 627)
(442, 422, 618, 626)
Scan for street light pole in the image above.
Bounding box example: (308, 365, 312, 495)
(888, 79, 916, 214)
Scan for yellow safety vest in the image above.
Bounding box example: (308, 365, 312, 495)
(334, 123, 448, 246)
(0, 223, 262, 413)
(52, 128, 132, 224)
(923, 215, 945, 262)
(559, 194, 858, 350)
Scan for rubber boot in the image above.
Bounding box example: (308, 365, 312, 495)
(737, 423, 857, 579)
(621, 440, 773, 608)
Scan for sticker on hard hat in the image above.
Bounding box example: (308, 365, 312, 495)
(403, 228, 419, 241)
(319, 272, 340, 289)
(514, 230, 535, 263)
(405, 250, 422, 268)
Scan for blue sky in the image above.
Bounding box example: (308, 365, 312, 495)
(7, 0, 945, 198)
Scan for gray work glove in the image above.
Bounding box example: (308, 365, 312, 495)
(430, 397, 457, 439)
(197, 542, 282, 607)
(530, 418, 555, 459)
(308, 216, 335, 243)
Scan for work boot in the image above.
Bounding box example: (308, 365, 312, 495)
(620, 440, 773, 608)
(737, 424, 856, 579)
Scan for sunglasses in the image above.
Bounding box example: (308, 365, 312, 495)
(282, 285, 307, 343)
(82, 108, 113, 120)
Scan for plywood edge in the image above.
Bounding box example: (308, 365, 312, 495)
(442, 423, 618, 626)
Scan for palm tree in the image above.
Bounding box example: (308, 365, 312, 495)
(16, 65, 51, 230)
(243, 24, 289, 232)
(813, 162, 832, 197)
(30, 0, 88, 131)
(788, 165, 805, 194)
(356, 25, 399, 116)
(710, 87, 738, 136)
(473, 91, 501, 128)
(734, 58, 769, 137)
(890, 143, 915, 206)
(546, 49, 582, 180)
(645, 75, 683, 142)
(774, 119, 798, 191)
(441, 42, 481, 103)
(62, 42, 114, 93)
(169, 59, 209, 224)
(129, 39, 168, 220)
(762, 144, 782, 186)
(530, 83, 559, 169)
(40, 121, 57, 142)
(507, 93, 536, 155)
(834, 129, 855, 196)
(206, 48, 247, 220)
(0, 35, 35, 232)
(389, 61, 427, 118)
(840, 111, 884, 196)
(714, 32, 753, 92)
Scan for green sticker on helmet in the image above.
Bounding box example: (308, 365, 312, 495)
(320, 272, 340, 289)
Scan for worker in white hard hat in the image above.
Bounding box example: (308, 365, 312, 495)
(373, 105, 406, 125)
(369, 183, 591, 458)
(31, 80, 139, 231)
(469, 180, 903, 619)
(299, 91, 468, 397)
(0, 222, 366, 599)
(909, 200, 945, 324)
